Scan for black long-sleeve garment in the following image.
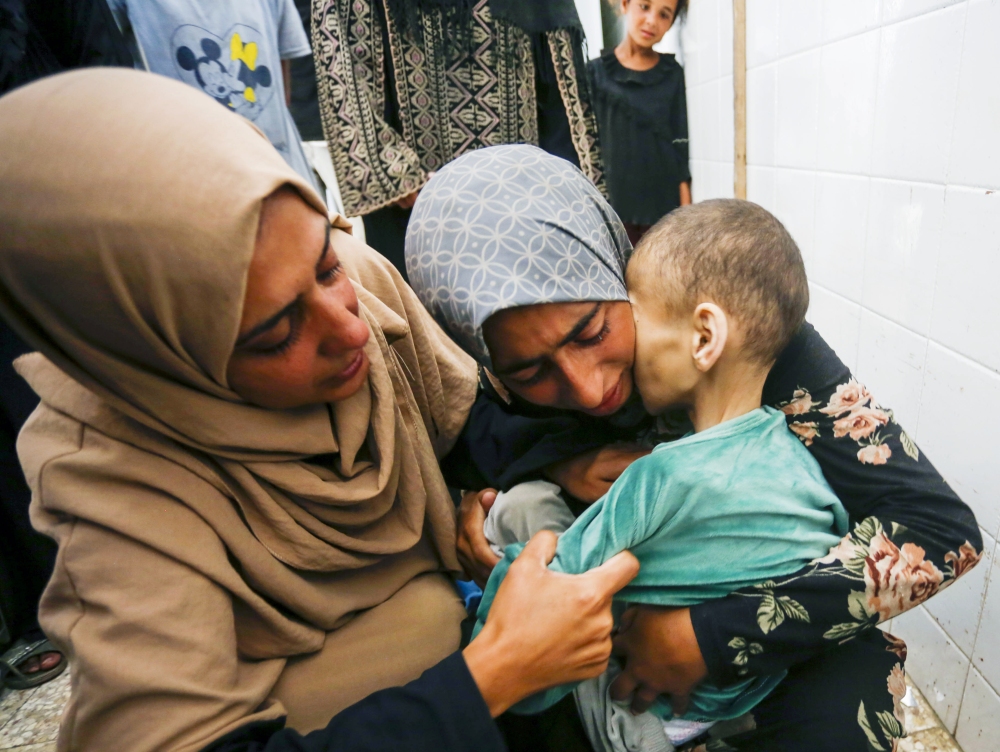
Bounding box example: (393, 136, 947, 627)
(587, 49, 690, 225)
(0, 0, 131, 93)
(204, 653, 505, 752)
(454, 322, 983, 686)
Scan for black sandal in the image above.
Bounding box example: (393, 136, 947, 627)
(0, 636, 67, 690)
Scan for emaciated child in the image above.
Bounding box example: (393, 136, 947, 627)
(473, 199, 849, 751)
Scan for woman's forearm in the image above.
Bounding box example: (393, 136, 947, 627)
(679, 181, 691, 206)
(462, 626, 527, 717)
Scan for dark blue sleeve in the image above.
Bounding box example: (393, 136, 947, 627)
(202, 652, 506, 752)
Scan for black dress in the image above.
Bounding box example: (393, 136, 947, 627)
(588, 49, 690, 238)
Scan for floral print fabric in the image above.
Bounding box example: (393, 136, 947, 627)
(784, 380, 915, 466)
(686, 326, 983, 750)
(774, 381, 982, 642)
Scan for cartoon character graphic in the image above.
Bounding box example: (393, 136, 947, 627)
(173, 26, 272, 121)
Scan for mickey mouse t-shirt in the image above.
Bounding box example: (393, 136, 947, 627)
(110, 0, 316, 188)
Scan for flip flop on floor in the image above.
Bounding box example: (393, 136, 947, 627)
(0, 637, 67, 690)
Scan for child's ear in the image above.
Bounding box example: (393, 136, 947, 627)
(690, 303, 728, 372)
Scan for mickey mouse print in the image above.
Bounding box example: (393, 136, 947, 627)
(173, 25, 273, 122)
(107, 0, 316, 187)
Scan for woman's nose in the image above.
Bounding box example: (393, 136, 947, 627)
(562, 361, 605, 410)
(315, 290, 369, 357)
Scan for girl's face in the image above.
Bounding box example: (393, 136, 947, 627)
(226, 188, 371, 409)
(482, 301, 636, 416)
(621, 0, 679, 49)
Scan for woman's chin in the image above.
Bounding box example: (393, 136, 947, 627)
(630, 32, 658, 49)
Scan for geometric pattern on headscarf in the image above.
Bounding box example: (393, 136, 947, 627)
(405, 144, 632, 370)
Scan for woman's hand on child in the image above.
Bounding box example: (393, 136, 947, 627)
(610, 605, 708, 715)
(463, 531, 639, 717)
(457, 488, 501, 586)
(545, 443, 651, 503)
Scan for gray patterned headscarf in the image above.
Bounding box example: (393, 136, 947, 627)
(405, 145, 632, 369)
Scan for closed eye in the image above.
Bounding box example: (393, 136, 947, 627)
(318, 260, 343, 283)
(506, 363, 545, 387)
(576, 319, 611, 348)
(256, 318, 301, 356)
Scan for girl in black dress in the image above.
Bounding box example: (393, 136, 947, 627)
(589, 0, 690, 246)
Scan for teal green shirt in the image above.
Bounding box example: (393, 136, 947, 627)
(472, 407, 848, 721)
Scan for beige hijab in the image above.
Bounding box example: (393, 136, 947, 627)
(0, 69, 477, 743)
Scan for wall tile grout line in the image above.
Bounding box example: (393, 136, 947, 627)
(745, 1, 969, 72)
(810, 281, 1000, 381)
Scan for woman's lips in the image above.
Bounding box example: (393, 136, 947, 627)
(332, 351, 366, 383)
(593, 375, 625, 415)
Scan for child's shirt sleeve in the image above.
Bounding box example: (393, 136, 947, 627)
(471, 456, 683, 714)
(276, 0, 310, 60)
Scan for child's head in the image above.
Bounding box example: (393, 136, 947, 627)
(626, 199, 809, 414)
(617, 0, 686, 49)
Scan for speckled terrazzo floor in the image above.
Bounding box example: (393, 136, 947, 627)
(0, 670, 962, 750)
(898, 678, 963, 752)
(0, 669, 68, 752)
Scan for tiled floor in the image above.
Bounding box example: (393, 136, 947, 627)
(0, 670, 69, 752)
(0, 670, 962, 750)
(899, 678, 963, 752)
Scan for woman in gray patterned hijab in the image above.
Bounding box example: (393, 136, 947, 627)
(404, 145, 972, 752)
(406, 144, 641, 419)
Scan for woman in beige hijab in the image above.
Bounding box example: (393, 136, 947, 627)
(0, 69, 637, 752)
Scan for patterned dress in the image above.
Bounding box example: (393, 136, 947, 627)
(310, 0, 604, 218)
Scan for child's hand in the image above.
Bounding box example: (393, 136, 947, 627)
(546, 443, 650, 503)
(610, 605, 708, 715)
(456, 488, 500, 586)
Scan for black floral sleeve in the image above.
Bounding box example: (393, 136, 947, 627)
(690, 322, 983, 688)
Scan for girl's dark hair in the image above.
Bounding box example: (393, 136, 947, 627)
(614, 0, 688, 19)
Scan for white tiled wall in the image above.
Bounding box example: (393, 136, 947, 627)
(679, 0, 735, 201)
(575, 0, 604, 59)
(585, 0, 1000, 737)
(734, 0, 1000, 743)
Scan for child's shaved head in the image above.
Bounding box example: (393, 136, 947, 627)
(627, 199, 809, 366)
